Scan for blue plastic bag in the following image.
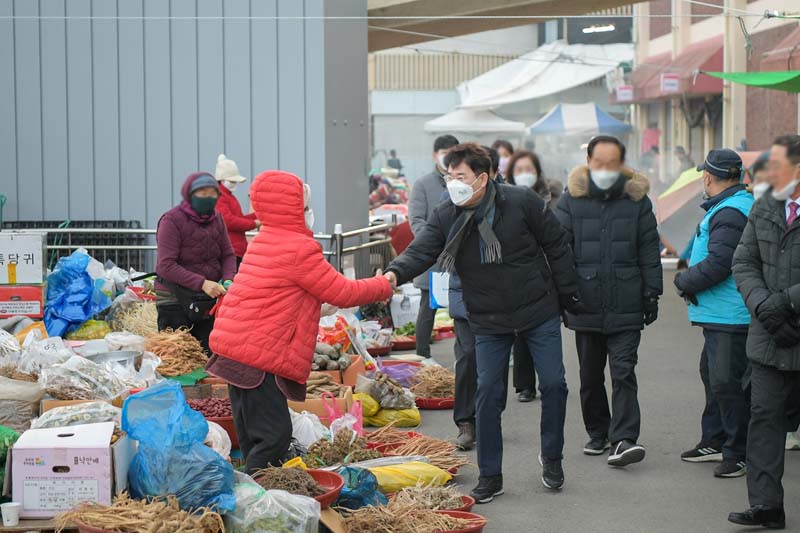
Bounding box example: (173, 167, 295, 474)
(44, 251, 112, 337)
(335, 467, 388, 510)
(122, 381, 235, 513)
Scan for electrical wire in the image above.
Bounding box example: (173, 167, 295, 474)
(680, 0, 762, 17)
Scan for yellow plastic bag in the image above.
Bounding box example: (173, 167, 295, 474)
(354, 392, 380, 417)
(364, 407, 421, 428)
(65, 320, 112, 341)
(282, 457, 308, 470)
(368, 461, 452, 493)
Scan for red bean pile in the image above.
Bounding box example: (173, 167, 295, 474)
(188, 397, 232, 418)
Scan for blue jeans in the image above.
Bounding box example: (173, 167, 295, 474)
(474, 316, 568, 477)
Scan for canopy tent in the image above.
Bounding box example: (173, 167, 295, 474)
(703, 71, 800, 93)
(457, 41, 634, 109)
(530, 103, 632, 137)
(423, 108, 526, 134)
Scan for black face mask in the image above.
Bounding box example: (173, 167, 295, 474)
(190, 195, 218, 215)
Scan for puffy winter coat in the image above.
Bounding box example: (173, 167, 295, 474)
(554, 166, 663, 333)
(733, 193, 800, 370)
(408, 168, 446, 290)
(155, 173, 237, 293)
(216, 185, 257, 257)
(209, 171, 392, 384)
(388, 180, 578, 335)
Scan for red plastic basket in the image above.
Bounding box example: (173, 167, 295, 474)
(307, 469, 345, 509)
(415, 397, 455, 410)
(434, 510, 487, 533)
(391, 339, 417, 351)
(450, 495, 475, 512)
(367, 345, 392, 357)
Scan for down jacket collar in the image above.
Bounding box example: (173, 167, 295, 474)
(251, 170, 312, 236)
(567, 165, 650, 202)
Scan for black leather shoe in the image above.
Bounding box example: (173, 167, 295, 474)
(470, 475, 504, 504)
(517, 388, 537, 402)
(728, 506, 785, 529)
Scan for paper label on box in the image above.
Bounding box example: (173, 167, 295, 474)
(0, 233, 45, 284)
(23, 479, 99, 510)
(0, 300, 41, 315)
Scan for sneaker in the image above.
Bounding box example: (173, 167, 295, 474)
(583, 437, 611, 456)
(608, 440, 646, 467)
(786, 431, 800, 451)
(728, 506, 786, 529)
(541, 457, 565, 490)
(455, 422, 476, 451)
(470, 475, 504, 504)
(517, 388, 537, 402)
(680, 444, 723, 463)
(714, 460, 747, 478)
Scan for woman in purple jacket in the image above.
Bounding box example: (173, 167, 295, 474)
(155, 172, 237, 352)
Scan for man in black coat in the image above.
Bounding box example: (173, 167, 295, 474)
(385, 143, 581, 502)
(555, 136, 662, 467)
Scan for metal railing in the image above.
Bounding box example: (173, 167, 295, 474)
(7, 217, 397, 279)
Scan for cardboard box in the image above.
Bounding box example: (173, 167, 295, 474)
(0, 232, 47, 285)
(319, 355, 366, 387)
(288, 388, 353, 428)
(0, 285, 46, 319)
(40, 394, 127, 415)
(10, 422, 134, 519)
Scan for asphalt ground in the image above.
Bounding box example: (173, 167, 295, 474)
(413, 273, 800, 533)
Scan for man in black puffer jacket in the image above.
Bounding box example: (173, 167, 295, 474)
(555, 136, 662, 468)
(385, 143, 580, 502)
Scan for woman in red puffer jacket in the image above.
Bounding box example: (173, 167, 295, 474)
(208, 171, 392, 473)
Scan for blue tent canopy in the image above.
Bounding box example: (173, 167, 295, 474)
(530, 102, 632, 136)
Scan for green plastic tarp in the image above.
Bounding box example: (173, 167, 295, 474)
(166, 367, 209, 386)
(704, 71, 800, 93)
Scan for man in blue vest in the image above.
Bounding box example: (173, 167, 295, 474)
(674, 149, 753, 479)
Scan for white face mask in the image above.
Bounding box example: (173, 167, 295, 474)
(437, 153, 447, 171)
(498, 157, 510, 175)
(304, 208, 315, 230)
(771, 179, 800, 201)
(447, 178, 482, 206)
(222, 181, 238, 192)
(515, 173, 537, 188)
(590, 169, 621, 190)
(752, 182, 770, 201)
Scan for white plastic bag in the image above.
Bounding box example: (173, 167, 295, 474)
(290, 410, 329, 448)
(40, 355, 126, 400)
(390, 284, 421, 329)
(0, 376, 45, 431)
(225, 471, 320, 533)
(330, 413, 359, 440)
(105, 331, 145, 352)
(103, 352, 163, 389)
(31, 401, 121, 429)
(205, 421, 232, 460)
(18, 337, 73, 375)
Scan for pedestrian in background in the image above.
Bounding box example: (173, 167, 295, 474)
(729, 134, 800, 530)
(555, 136, 662, 467)
(155, 172, 236, 353)
(674, 149, 753, 479)
(387, 149, 403, 172)
(750, 151, 770, 201)
(208, 172, 392, 474)
(214, 154, 260, 268)
(492, 139, 514, 179)
(675, 146, 696, 173)
(385, 143, 582, 501)
(408, 134, 459, 358)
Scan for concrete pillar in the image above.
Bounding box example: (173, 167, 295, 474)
(659, 102, 668, 183)
(704, 96, 715, 155)
(722, 0, 747, 148)
(634, 3, 650, 66)
(671, 0, 691, 59)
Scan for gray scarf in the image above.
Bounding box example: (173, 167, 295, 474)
(438, 183, 502, 273)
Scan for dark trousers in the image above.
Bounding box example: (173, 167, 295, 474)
(747, 362, 800, 509)
(698, 329, 750, 461)
(513, 337, 537, 392)
(415, 289, 436, 356)
(453, 318, 477, 427)
(575, 330, 641, 444)
(475, 316, 567, 476)
(156, 303, 214, 354)
(229, 373, 293, 475)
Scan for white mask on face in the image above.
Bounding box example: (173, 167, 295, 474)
(222, 180, 238, 192)
(498, 157, 510, 175)
(753, 182, 770, 201)
(447, 178, 483, 206)
(437, 153, 447, 170)
(304, 208, 315, 230)
(515, 173, 537, 188)
(590, 169, 621, 190)
(772, 179, 800, 201)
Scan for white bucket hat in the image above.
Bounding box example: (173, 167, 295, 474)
(215, 154, 247, 183)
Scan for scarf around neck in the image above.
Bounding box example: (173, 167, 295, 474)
(438, 182, 502, 273)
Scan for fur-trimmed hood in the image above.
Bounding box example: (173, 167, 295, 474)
(567, 166, 650, 202)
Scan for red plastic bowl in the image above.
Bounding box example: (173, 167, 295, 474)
(307, 469, 345, 509)
(366, 430, 422, 453)
(379, 360, 423, 368)
(391, 339, 417, 351)
(450, 495, 475, 512)
(434, 330, 456, 341)
(74, 521, 117, 533)
(368, 345, 393, 357)
(434, 510, 487, 533)
(416, 397, 455, 410)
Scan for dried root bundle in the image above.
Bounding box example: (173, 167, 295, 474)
(145, 328, 207, 376)
(393, 482, 465, 511)
(409, 366, 455, 399)
(252, 467, 325, 497)
(343, 501, 476, 533)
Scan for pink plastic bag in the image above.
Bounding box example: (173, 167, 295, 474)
(320, 392, 363, 436)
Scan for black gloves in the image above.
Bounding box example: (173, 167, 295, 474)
(774, 321, 800, 348)
(673, 272, 698, 306)
(756, 291, 793, 334)
(559, 292, 585, 316)
(643, 296, 659, 325)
